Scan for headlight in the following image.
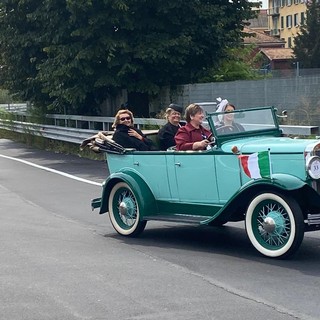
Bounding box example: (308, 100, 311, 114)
(306, 156, 320, 179)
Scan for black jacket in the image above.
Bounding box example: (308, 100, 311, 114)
(113, 124, 154, 151)
(216, 121, 245, 133)
(158, 122, 181, 150)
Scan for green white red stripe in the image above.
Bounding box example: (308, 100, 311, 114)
(238, 151, 271, 179)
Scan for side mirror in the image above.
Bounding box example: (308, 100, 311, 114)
(277, 110, 287, 118)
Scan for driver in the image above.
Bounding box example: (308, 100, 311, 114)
(175, 103, 213, 151)
(216, 103, 244, 133)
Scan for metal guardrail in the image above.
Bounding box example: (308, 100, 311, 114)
(280, 125, 319, 136)
(45, 114, 320, 136)
(46, 114, 166, 131)
(0, 119, 99, 144)
(0, 103, 28, 113)
(1, 118, 319, 145)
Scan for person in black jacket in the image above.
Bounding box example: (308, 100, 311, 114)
(158, 104, 184, 150)
(112, 109, 154, 151)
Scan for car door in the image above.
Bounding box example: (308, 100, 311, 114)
(173, 152, 219, 203)
(132, 152, 171, 200)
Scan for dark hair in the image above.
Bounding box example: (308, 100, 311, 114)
(225, 103, 236, 110)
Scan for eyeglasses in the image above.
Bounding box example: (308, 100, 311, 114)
(119, 117, 131, 121)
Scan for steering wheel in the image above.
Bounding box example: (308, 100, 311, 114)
(215, 125, 235, 134)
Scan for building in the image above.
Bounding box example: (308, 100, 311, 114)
(247, 9, 269, 33)
(243, 27, 292, 70)
(259, 47, 293, 70)
(243, 27, 286, 49)
(268, 0, 307, 48)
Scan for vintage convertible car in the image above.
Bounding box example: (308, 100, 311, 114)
(90, 106, 320, 259)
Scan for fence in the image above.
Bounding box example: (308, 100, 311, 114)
(0, 103, 28, 113)
(46, 114, 167, 131)
(152, 71, 320, 123)
(0, 115, 318, 145)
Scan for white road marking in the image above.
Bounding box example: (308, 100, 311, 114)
(0, 154, 102, 186)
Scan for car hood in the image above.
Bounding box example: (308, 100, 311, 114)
(221, 136, 320, 154)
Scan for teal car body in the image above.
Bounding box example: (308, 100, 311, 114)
(91, 106, 320, 258)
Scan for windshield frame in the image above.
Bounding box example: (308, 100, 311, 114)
(206, 106, 282, 147)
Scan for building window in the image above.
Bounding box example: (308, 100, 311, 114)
(301, 12, 305, 25)
(294, 13, 299, 26)
(287, 0, 292, 5)
(281, 0, 285, 7)
(281, 16, 284, 29)
(288, 37, 292, 48)
(286, 15, 292, 28)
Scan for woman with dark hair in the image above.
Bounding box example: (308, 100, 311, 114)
(112, 109, 154, 151)
(175, 103, 213, 151)
(216, 103, 245, 133)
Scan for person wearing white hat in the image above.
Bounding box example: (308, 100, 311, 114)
(215, 102, 245, 133)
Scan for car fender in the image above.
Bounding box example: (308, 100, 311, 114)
(240, 173, 307, 191)
(99, 170, 158, 217)
(204, 173, 308, 225)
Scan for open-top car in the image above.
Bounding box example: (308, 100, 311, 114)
(90, 106, 320, 258)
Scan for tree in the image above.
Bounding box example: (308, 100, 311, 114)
(199, 45, 265, 82)
(293, 0, 320, 68)
(0, 0, 258, 115)
(0, 0, 49, 109)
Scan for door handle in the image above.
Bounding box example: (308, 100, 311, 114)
(134, 161, 139, 166)
(174, 162, 181, 167)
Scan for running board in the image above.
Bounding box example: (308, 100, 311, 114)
(306, 214, 320, 225)
(143, 214, 208, 224)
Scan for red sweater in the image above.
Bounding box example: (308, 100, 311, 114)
(175, 123, 211, 151)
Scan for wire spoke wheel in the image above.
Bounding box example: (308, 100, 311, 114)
(245, 193, 304, 258)
(108, 182, 146, 236)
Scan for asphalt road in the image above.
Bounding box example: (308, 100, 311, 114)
(1, 139, 320, 320)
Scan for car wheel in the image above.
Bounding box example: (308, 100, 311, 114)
(108, 182, 147, 236)
(245, 192, 304, 258)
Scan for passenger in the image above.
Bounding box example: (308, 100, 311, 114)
(112, 109, 154, 151)
(175, 103, 212, 151)
(158, 103, 184, 150)
(216, 103, 244, 133)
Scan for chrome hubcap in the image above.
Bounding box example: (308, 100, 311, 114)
(119, 201, 127, 216)
(260, 210, 286, 235)
(262, 216, 276, 233)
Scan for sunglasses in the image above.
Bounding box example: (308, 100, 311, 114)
(120, 116, 131, 121)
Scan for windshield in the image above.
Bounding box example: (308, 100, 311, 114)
(207, 107, 279, 138)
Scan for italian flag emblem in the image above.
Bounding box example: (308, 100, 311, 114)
(238, 151, 271, 179)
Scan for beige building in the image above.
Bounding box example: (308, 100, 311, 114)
(268, 0, 307, 48)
